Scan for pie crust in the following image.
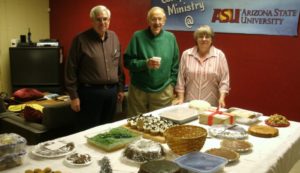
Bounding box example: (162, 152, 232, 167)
(248, 125, 278, 138)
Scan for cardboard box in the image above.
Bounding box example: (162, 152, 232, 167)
(199, 111, 235, 126)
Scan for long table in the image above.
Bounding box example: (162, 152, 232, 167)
(5, 104, 300, 173)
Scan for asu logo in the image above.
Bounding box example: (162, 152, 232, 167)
(211, 9, 240, 23)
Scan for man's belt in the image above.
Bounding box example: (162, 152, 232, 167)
(79, 83, 116, 89)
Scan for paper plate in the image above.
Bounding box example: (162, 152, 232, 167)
(31, 140, 75, 158)
(64, 153, 92, 166)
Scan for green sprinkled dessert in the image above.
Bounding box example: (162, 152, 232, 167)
(87, 127, 140, 152)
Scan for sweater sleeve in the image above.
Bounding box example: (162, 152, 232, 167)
(170, 35, 179, 86)
(124, 33, 148, 72)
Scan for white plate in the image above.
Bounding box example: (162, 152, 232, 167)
(64, 153, 92, 166)
(120, 155, 145, 166)
(221, 139, 253, 153)
(227, 107, 262, 125)
(120, 154, 165, 167)
(31, 140, 76, 158)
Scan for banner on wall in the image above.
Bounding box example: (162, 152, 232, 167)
(152, 0, 300, 36)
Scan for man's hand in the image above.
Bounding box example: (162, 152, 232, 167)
(173, 92, 184, 105)
(117, 92, 124, 103)
(70, 98, 80, 112)
(147, 58, 161, 69)
(172, 98, 184, 105)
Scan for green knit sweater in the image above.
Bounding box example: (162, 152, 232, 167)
(124, 28, 179, 92)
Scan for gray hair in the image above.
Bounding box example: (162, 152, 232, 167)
(193, 25, 214, 40)
(147, 6, 166, 22)
(90, 5, 111, 20)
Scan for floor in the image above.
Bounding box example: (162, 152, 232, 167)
(289, 160, 300, 173)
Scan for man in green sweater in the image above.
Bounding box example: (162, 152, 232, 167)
(124, 6, 179, 116)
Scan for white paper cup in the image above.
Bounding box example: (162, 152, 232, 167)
(151, 57, 161, 63)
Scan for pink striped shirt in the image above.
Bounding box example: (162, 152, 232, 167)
(175, 46, 230, 106)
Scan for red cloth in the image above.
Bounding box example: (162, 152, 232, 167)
(13, 88, 44, 102)
(21, 106, 43, 123)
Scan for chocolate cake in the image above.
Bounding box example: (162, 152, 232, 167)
(124, 139, 165, 162)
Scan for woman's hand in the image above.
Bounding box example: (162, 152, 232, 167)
(218, 92, 226, 108)
(218, 98, 226, 108)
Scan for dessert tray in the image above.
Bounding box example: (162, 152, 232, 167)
(64, 152, 92, 166)
(227, 107, 262, 125)
(0, 133, 27, 157)
(209, 124, 248, 139)
(159, 106, 199, 124)
(265, 114, 290, 127)
(125, 114, 176, 143)
(31, 140, 75, 158)
(86, 127, 141, 152)
(220, 139, 253, 152)
(205, 148, 240, 163)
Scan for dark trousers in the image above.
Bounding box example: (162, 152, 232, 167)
(77, 85, 117, 130)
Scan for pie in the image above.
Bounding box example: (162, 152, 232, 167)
(265, 114, 290, 127)
(206, 148, 239, 163)
(221, 139, 253, 152)
(248, 125, 278, 138)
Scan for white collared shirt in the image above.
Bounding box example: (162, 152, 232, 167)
(175, 46, 230, 106)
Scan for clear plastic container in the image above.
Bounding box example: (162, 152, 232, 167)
(174, 152, 228, 173)
(0, 150, 26, 171)
(0, 133, 27, 157)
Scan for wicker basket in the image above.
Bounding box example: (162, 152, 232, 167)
(164, 125, 207, 155)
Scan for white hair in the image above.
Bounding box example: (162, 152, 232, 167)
(90, 5, 111, 20)
(147, 6, 166, 22)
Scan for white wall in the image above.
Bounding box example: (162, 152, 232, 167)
(0, 0, 49, 94)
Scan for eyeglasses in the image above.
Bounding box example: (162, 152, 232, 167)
(150, 17, 164, 23)
(94, 17, 109, 23)
(198, 35, 212, 40)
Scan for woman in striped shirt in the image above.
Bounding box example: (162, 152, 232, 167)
(175, 25, 230, 107)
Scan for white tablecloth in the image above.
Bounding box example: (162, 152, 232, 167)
(6, 104, 300, 173)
